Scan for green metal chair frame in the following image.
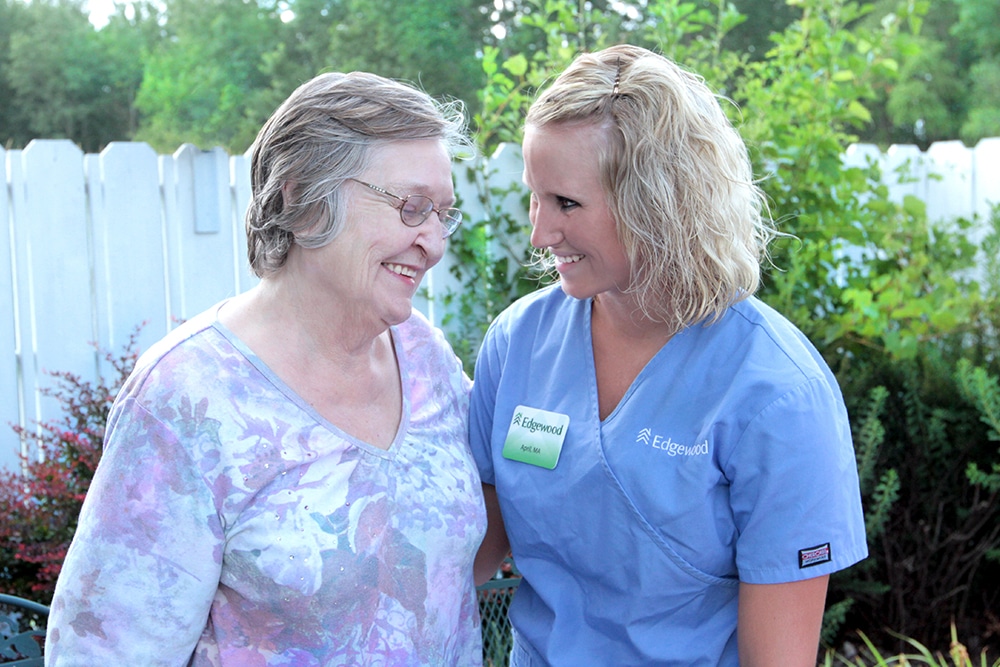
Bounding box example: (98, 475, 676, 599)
(0, 594, 48, 667)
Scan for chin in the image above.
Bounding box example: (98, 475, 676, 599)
(558, 281, 598, 301)
(382, 304, 415, 327)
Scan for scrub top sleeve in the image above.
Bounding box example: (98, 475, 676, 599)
(726, 377, 868, 584)
(47, 398, 223, 665)
(469, 317, 510, 486)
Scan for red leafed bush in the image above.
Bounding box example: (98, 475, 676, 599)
(0, 329, 141, 603)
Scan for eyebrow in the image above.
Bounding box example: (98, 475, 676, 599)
(399, 182, 457, 207)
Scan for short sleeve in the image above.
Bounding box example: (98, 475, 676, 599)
(725, 377, 868, 584)
(405, 308, 472, 401)
(468, 316, 510, 486)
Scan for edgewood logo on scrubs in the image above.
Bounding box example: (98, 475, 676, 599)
(513, 412, 565, 436)
(636, 428, 709, 456)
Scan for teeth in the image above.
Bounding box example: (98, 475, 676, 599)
(555, 254, 585, 265)
(385, 263, 416, 278)
(384, 262, 417, 278)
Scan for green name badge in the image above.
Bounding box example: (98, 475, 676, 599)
(501, 405, 569, 470)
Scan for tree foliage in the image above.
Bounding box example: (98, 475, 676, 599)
(1, 0, 144, 152)
(1, 0, 997, 152)
(325, 0, 489, 115)
(134, 0, 282, 152)
(856, 0, 1000, 147)
(945, 0, 1000, 145)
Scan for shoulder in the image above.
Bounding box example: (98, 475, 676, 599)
(682, 297, 845, 434)
(472, 286, 584, 388)
(394, 309, 467, 381)
(118, 302, 236, 405)
(722, 297, 834, 383)
(395, 308, 454, 357)
(489, 284, 578, 338)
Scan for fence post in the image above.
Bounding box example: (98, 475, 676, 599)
(0, 146, 19, 471)
(14, 141, 94, 464)
(89, 142, 169, 365)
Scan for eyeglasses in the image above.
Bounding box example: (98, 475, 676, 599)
(349, 178, 463, 238)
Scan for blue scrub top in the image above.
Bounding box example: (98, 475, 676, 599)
(469, 285, 868, 667)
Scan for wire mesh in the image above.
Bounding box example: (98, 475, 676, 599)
(477, 577, 520, 667)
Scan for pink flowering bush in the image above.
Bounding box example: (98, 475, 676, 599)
(0, 329, 140, 603)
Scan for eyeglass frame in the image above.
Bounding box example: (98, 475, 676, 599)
(348, 178, 463, 238)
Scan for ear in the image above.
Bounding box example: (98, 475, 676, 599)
(281, 180, 297, 207)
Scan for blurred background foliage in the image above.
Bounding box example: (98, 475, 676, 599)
(0, 0, 998, 153)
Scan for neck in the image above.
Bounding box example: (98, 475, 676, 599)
(219, 273, 402, 449)
(223, 277, 391, 374)
(591, 292, 674, 343)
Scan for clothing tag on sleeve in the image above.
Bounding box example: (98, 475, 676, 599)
(501, 405, 569, 470)
(799, 543, 832, 568)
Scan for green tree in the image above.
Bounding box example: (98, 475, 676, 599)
(4, 0, 130, 152)
(884, 36, 965, 143)
(857, 0, 967, 147)
(323, 0, 490, 113)
(721, 0, 801, 60)
(96, 0, 166, 142)
(486, 0, 634, 62)
(255, 0, 345, 109)
(952, 0, 999, 61)
(953, 0, 1000, 143)
(134, 0, 283, 152)
(0, 0, 31, 148)
(856, 0, 1000, 147)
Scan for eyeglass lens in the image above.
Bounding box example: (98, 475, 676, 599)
(400, 195, 462, 236)
(400, 196, 434, 224)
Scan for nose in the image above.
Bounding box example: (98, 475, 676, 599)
(414, 219, 447, 266)
(528, 201, 561, 250)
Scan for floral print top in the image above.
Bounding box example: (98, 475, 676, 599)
(45, 304, 486, 666)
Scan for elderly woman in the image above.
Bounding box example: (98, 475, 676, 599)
(471, 45, 868, 666)
(46, 72, 486, 666)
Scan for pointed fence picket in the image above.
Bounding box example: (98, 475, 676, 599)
(2, 137, 999, 469)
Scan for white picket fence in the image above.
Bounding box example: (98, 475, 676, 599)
(2, 137, 999, 470)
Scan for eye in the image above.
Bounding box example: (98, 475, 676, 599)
(556, 196, 580, 211)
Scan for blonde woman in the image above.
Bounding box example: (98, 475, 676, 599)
(472, 45, 867, 667)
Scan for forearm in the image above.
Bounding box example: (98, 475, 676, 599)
(474, 483, 511, 585)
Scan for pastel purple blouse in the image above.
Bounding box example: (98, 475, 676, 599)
(46, 304, 486, 666)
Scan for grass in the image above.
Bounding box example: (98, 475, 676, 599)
(822, 624, 999, 667)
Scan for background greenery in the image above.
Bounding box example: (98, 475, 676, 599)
(2, 0, 999, 663)
(1, 0, 998, 153)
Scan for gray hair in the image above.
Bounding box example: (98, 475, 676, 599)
(246, 71, 471, 277)
(525, 45, 775, 332)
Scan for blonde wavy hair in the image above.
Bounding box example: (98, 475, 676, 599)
(525, 44, 776, 331)
(245, 71, 470, 278)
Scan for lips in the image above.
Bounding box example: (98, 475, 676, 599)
(554, 254, 585, 265)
